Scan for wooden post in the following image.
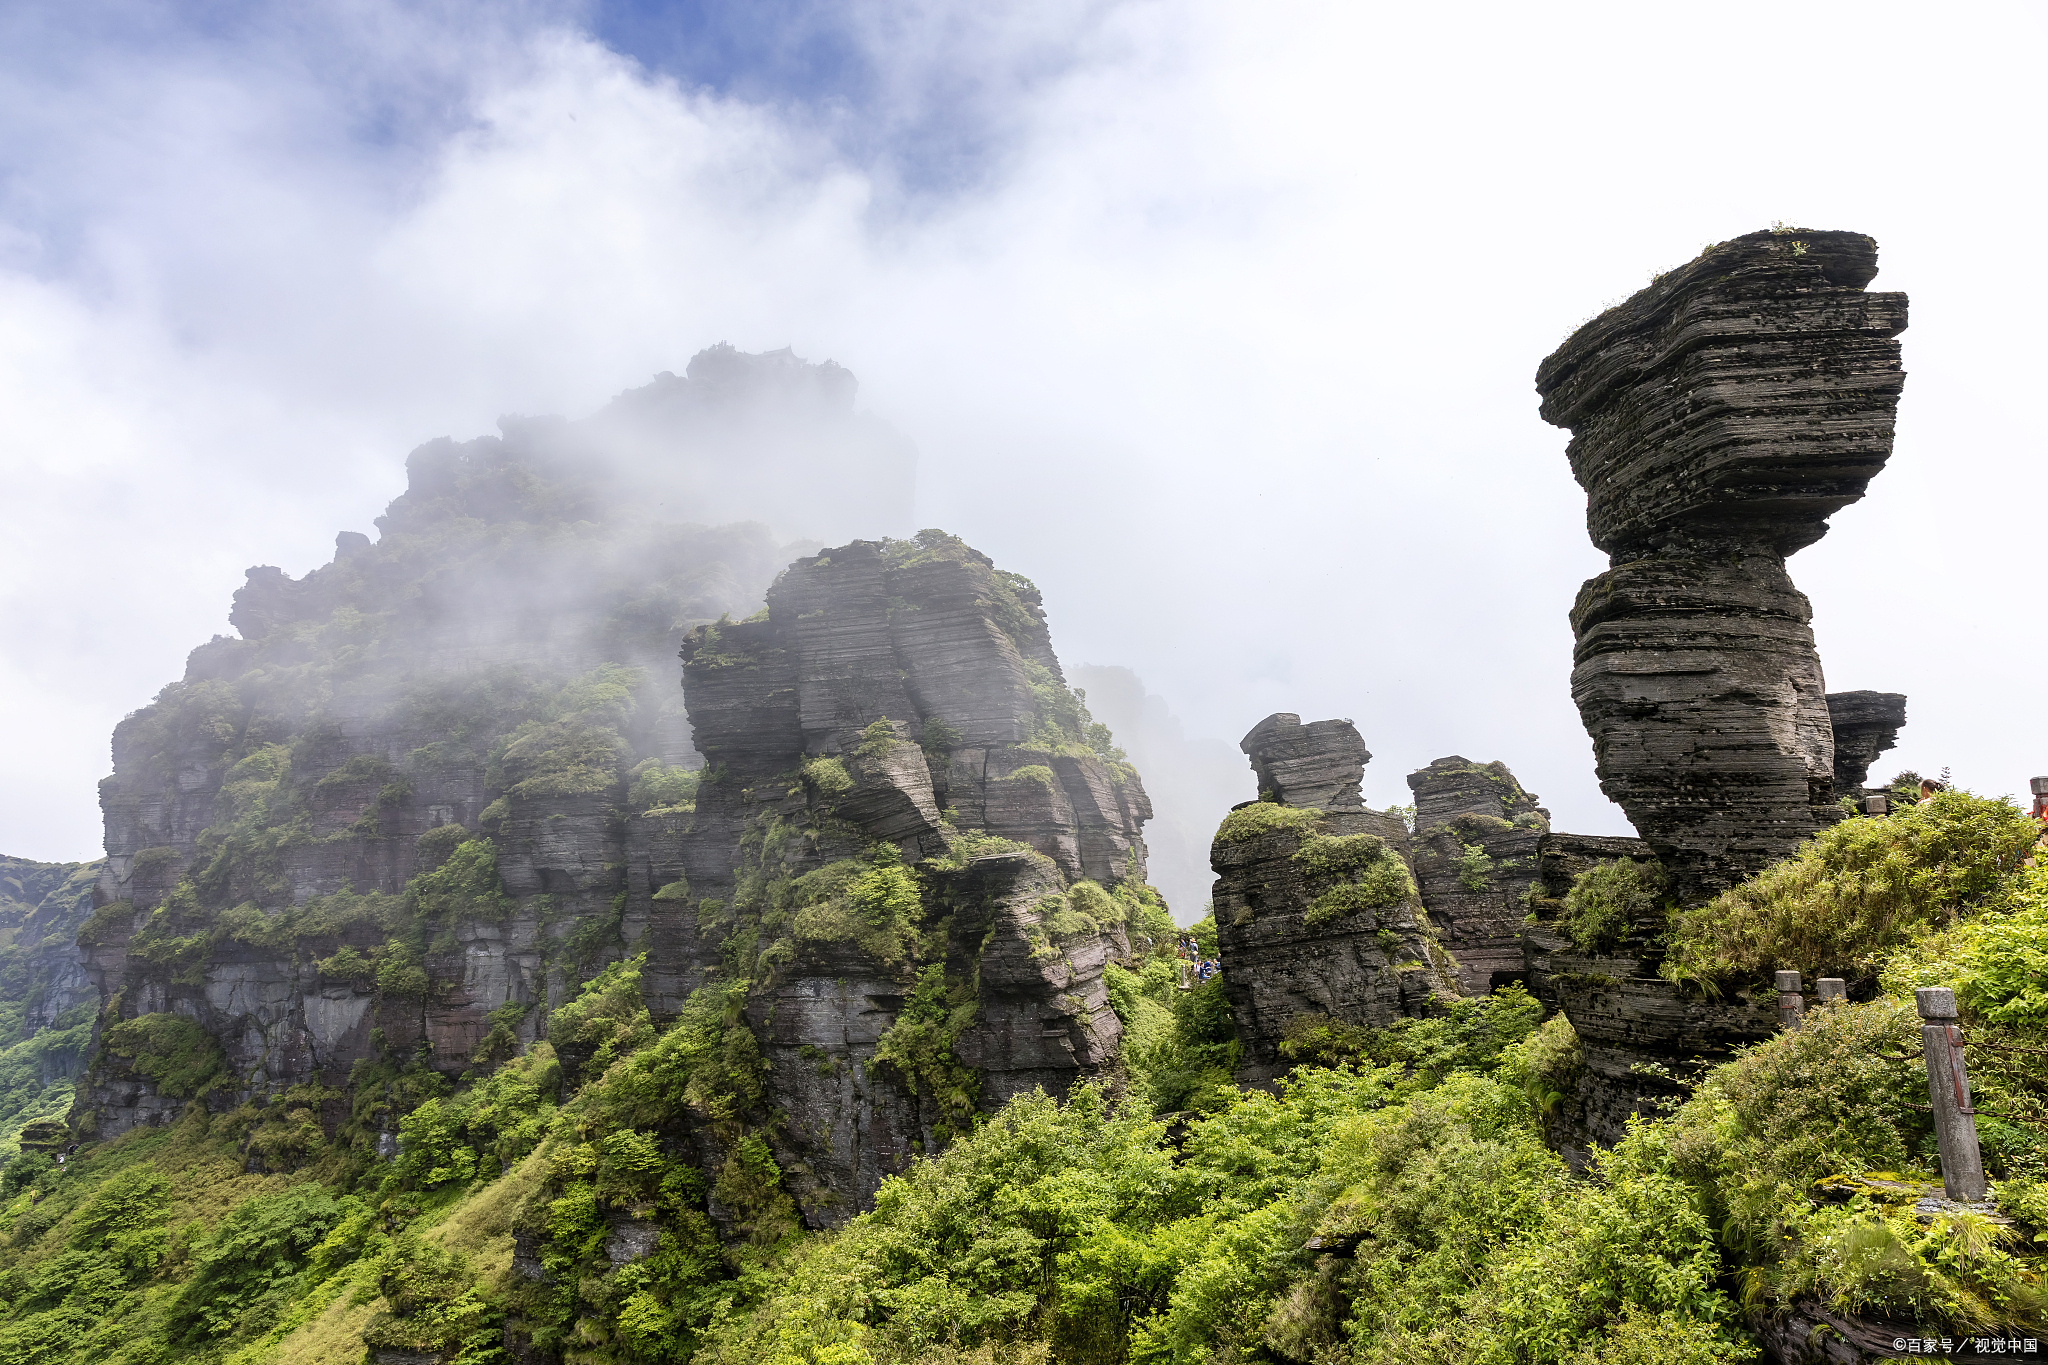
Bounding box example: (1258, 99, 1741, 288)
(1775, 970, 1804, 1030)
(1816, 977, 1847, 1005)
(1915, 987, 1987, 1202)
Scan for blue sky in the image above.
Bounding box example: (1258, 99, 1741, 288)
(1, 0, 2044, 908)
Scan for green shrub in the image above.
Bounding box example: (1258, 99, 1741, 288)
(1214, 803, 1321, 845)
(872, 965, 980, 1144)
(1664, 790, 2039, 984)
(800, 755, 853, 796)
(166, 1184, 343, 1343)
(1666, 998, 1929, 1264)
(628, 757, 700, 812)
(413, 822, 472, 868)
(408, 836, 511, 928)
(362, 1235, 503, 1358)
(499, 718, 625, 800)
(1001, 764, 1058, 792)
(1559, 858, 1668, 955)
(548, 955, 654, 1082)
(99, 1013, 225, 1099)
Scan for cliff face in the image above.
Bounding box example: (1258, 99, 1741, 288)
(1210, 714, 1453, 1084)
(1403, 758, 1548, 995)
(1536, 229, 1909, 900)
(0, 858, 100, 1155)
(73, 351, 1162, 1222)
(670, 532, 1158, 1220)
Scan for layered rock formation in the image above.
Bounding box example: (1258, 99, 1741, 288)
(1211, 715, 1454, 1084)
(672, 531, 1157, 1220)
(74, 353, 1047, 1162)
(1404, 758, 1548, 994)
(69, 346, 1161, 1222)
(0, 858, 101, 1153)
(1827, 690, 1909, 796)
(1520, 833, 1778, 1160)
(1536, 228, 1908, 899)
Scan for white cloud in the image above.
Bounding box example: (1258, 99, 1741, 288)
(2, 0, 2043, 869)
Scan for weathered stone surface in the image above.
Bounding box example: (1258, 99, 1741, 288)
(1404, 758, 1549, 995)
(1538, 229, 1909, 900)
(1568, 550, 1835, 895)
(1827, 690, 1908, 795)
(1520, 832, 1777, 1160)
(1213, 715, 1455, 1085)
(1240, 714, 1369, 810)
(77, 349, 891, 1143)
(673, 533, 1153, 1221)
(1536, 230, 1907, 559)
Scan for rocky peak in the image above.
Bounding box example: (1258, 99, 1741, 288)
(1239, 713, 1370, 811)
(1211, 715, 1452, 1085)
(1536, 227, 1909, 900)
(1538, 228, 1907, 560)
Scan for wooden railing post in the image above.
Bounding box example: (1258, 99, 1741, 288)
(1915, 987, 1987, 1202)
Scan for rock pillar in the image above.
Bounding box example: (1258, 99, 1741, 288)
(1536, 229, 1908, 900)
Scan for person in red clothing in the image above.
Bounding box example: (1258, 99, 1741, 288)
(2030, 777, 2048, 821)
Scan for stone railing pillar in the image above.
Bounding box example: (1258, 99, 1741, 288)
(1816, 977, 1847, 1006)
(1776, 970, 1805, 1030)
(1916, 987, 1987, 1202)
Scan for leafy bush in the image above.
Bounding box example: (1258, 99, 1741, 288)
(1664, 790, 2039, 985)
(499, 718, 626, 800)
(99, 1013, 225, 1099)
(408, 836, 511, 929)
(1665, 998, 1929, 1265)
(1214, 803, 1321, 845)
(800, 755, 853, 796)
(362, 1235, 504, 1358)
(548, 955, 654, 1083)
(1558, 858, 1668, 955)
(1293, 831, 1415, 927)
(628, 757, 701, 812)
(166, 1184, 343, 1343)
(872, 965, 981, 1144)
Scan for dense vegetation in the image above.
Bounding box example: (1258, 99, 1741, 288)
(5, 786, 2047, 1364)
(0, 859, 101, 1160)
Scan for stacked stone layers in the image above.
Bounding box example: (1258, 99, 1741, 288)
(1827, 690, 1908, 795)
(1520, 833, 1778, 1162)
(677, 537, 1150, 1221)
(1537, 229, 1908, 899)
(1212, 715, 1454, 1085)
(1240, 713, 1370, 810)
(1567, 549, 1834, 894)
(1404, 757, 1549, 995)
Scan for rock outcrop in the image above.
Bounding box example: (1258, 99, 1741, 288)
(1536, 228, 1908, 900)
(1827, 690, 1908, 796)
(74, 351, 1166, 1226)
(1211, 715, 1455, 1085)
(1520, 832, 1778, 1162)
(673, 532, 1155, 1220)
(1404, 758, 1549, 994)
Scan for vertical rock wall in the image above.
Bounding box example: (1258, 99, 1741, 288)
(1536, 228, 1908, 900)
